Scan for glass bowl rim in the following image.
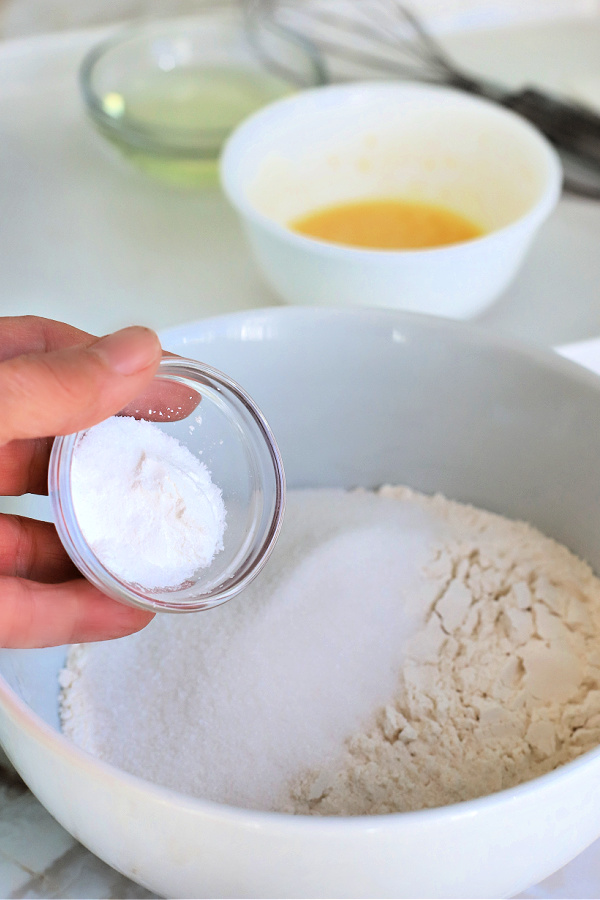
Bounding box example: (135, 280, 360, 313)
(78, 11, 328, 158)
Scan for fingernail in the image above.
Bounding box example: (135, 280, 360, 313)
(93, 327, 160, 376)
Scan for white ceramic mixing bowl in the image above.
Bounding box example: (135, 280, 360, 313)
(2, 307, 600, 898)
(220, 82, 562, 318)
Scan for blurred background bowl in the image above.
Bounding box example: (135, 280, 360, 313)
(79, 3, 326, 187)
(2, 306, 600, 898)
(221, 81, 562, 317)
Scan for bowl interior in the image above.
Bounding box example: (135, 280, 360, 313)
(225, 83, 557, 233)
(5, 307, 600, 735)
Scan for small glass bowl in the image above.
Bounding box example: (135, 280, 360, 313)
(49, 356, 286, 613)
(79, 6, 326, 187)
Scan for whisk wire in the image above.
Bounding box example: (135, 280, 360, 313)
(261, 0, 492, 87)
(272, 3, 447, 81)
(389, 2, 458, 75)
(244, 0, 328, 87)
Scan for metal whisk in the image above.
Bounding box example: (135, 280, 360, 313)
(245, 0, 600, 198)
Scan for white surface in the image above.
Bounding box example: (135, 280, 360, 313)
(221, 81, 561, 318)
(558, 337, 600, 375)
(2, 10, 600, 900)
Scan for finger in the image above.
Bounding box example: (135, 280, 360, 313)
(0, 385, 201, 496)
(0, 365, 202, 497)
(0, 326, 163, 445)
(0, 317, 94, 492)
(0, 437, 53, 496)
(0, 387, 201, 496)
(0, 316, 94, 361)
(0, 514, 78, 583)
(121, 378, 201, 421)
(0, 576, 154, 648)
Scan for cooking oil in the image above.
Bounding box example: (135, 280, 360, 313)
(97, 66, 293, 188)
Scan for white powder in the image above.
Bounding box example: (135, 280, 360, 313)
(70, 416, 226, 590)
(289, 487, 600, 815)
(60, 488, 442, 809)
(60, 486, 600, 815)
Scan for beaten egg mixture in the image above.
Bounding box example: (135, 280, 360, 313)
(290, 198, 483, 250)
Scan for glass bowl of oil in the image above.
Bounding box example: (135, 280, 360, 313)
(79, 4, 326, 188)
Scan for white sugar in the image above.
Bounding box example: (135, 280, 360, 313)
(61, 488, 443, 810)
(70, 416, 226, 590)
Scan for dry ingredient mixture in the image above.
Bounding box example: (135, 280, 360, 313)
(70, 416, 226, 591)
(61, 486, 600, 815)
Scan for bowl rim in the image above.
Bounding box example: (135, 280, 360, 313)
(78, 10, 328, 158)
(220, 80, 563, 258)
(4, 306, 600, 831)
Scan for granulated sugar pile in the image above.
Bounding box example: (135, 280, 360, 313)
(60, 486, 600, 815)
(61, 488, 441, 810)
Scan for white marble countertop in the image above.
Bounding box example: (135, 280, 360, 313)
(3, 3, 600, 897)
(0, 752, 155, 898)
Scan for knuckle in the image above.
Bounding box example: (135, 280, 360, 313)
(31, 354, 82, 404)
(12, 515, 35, 579)
(0, 364, 33, 443)
(0, 514, 30, 578)
(0, 352, 99, 442)
(0, 577, 30, 648)
(19, 315, 43, 333)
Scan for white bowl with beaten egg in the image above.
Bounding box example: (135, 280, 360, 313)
(3, 307, 600, 897)
(221, 82, 562, 318)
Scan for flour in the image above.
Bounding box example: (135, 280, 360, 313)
(70, 416, 226, 590)
(289, 487, 600, 815)
(60, 486, 600, 814)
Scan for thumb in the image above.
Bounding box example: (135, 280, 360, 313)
(0, 326, 162, 444)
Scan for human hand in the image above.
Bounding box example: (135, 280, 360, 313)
(0, 315, 163, 648)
